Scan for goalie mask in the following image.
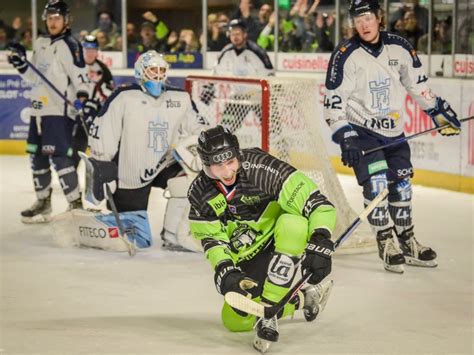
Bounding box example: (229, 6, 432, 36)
(197, 125, 240, 180)
(134, 50, 169, 97)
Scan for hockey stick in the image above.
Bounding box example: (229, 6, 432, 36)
(13, 52, 91, 135)
(224, 188, 389, 319)
(105, 184, 137, 257)
(362, 116, 474, 156)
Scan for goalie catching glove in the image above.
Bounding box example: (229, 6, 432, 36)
(302, 230, 334, 285)
(214, 260, 258, 296)
(425, 97, 461, 136)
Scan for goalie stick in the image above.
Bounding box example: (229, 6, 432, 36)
(224, 188, 389, 319)
(362, 116, 474, 156)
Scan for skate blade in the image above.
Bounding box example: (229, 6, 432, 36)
(21, 214, 52, 224)
(318, 279, 334, 313)
(161, 242, 196, 253)
(384, 264, 404, 274)
(405, 257, 438, 268)
(253, 335, 273, 354)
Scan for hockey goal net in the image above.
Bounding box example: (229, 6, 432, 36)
(185, 75, 375, 254)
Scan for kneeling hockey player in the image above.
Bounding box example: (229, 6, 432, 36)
(187, 125, 336, 352)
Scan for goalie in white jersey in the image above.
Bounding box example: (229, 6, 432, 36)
(324, 0, 461, 273)
(88, 50, 208, 251)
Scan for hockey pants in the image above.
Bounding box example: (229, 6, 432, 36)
(221, 213, 308, 332)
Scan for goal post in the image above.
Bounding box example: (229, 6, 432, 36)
(185, 75, 375, 254)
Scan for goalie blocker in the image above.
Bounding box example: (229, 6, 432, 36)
(80, 152, 118, 205)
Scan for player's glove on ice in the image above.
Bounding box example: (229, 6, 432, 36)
(425, 97, 461, 136)
(214, 260, 257, 296)
(8, 43, 27, 73)
(302, 231, 334, 285)
(333, 126, 362, 168)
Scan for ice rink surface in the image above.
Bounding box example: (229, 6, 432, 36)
(0, 155, 472, 354)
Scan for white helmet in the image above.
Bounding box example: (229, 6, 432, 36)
(134, 50, 169, 97)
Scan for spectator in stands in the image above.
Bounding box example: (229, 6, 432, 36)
(0, 25, 7, 50)
(302, 12, 334, 52)
(171, 29, 199, 53)
(231, 0, 260, 42)
(91, 11, 119, 49)
(141, 11, 170, 52)
(389, 0, 428, 35)
(418, 18, 452, 54)
(400, 10, 423, 50)
(137, 21, 165, 53)
(20, 29, 33, 50)
(208, 12, 229, 51)
(456, 16, 474, 54)
(126, 22, 139, 48)
(95, 30, 114, 51)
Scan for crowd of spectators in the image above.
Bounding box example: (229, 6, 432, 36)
(0, 0, 472, 56)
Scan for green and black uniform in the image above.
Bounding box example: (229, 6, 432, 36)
(188, 148, 336, 332)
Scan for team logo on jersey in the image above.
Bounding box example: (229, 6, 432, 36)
(369, 77, 391, 114)
(389, 59, 399, 66)
(416, 75, 428, 84)
(148, 121, 169, 152)
(140, 167, 159, 183)
(166, 99, 181, 108)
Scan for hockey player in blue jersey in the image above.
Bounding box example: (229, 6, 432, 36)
(323, 0, 461, 273)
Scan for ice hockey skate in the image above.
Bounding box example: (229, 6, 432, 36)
(397, 228, 437, 267)
(302, 278, 334, 322)
(253, 315, 278, 354)
(376, 228, 405, 274)
(21, 192, 52, 224)
(67, 196, 83, 211)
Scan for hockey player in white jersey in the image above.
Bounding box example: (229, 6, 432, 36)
(88, 50, 208, 251)
(324, 0, 461, 273)
(8, 0, 90, 223)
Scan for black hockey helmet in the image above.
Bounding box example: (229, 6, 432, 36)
(42, 0, 70, 21)
(82, 34, 99, 49)
(197, 125, 240, 167)
(348, 0, 380, 18)
(228, 18, 247, 32)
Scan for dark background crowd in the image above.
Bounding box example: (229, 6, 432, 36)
(0, 0, 472, 56)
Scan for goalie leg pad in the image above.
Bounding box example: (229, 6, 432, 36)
(161, 175, 201, 252)
(52, 209, 152, 250)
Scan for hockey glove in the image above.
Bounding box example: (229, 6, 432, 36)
(200, 83, 215, 106)
(81, 99, 100, 130)
(425, 97, 461, 136)
(7, 43, 27, 74)
(214, 260, 258, 296)
(333, 126, 362, 168)
(302, 230, 334, 285)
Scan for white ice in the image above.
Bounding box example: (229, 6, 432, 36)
(1, 155, 472, 354)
